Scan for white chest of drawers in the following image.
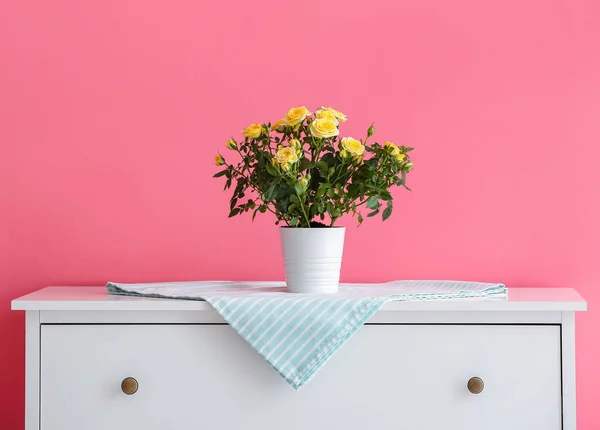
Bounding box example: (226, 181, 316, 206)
(12, 287, 586, 430)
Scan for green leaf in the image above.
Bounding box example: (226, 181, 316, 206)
(366, 195, 379, 209)
(275, 196, 291, 213)
(379, 190, 392, 201)
(228, 208, 241, 218)
(213, 169, 229, 178)
(327, 188, 336, 198)
(265, 183, 277, 200)
(357, 214, 364, 224)
(326, 202, 334, 214)
(265, 162, 279, 177)
(367, 209, 379, 217)
(229, 198, 238, 211)
(224, 178, 232, 190)
(234, 178, 247, 196)
(365, 184, 389, 194)
(294, 182, 304, 196)
(316, 187, 326, 198)
(259, 206, 267, 213)
(310, 204, 319, 217)
(400, 171, 412, 190)
(288, 203, 298, 212)
(290, 217, 299, 227)
(252, 207, 261, 221)
(299, 158, 311, 171)
(382, 200, 393, 221)
(316, 161, 329, 177)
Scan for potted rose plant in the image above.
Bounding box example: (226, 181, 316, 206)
(214, 106, 413, 293)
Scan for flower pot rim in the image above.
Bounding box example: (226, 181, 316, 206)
(279, 226, 346, 229)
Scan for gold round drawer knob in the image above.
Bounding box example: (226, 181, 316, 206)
(121, 377, 138, 395)
(467, 376, 484, 394)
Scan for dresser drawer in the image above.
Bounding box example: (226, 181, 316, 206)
(40, 324, 561, 430)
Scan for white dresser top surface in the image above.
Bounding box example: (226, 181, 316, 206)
(11, 286, 587, 312)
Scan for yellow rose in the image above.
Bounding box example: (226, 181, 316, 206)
(242, 123, 264, 139)
(225, 139, 237, 150)
(275, 146, 299, 169)
(384, 141, 400, 154)
(271, 119, 286, 132)
(290, 138, 302, 149)
(340, 137, 365, 156)
(384, 141, 407, 161)
(310, 118, 339, 139)
(315, 109, 339, 125)
(214, 154, 225, 166)
(317, 107, 347, 123)
(284, 106, 311, 126)
(299, 176, 308, 187)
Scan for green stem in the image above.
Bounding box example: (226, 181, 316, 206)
(355, 198, 369, 208)
(226, 162, 288, 226)
(363, 125, 374, 146)
(310, 135, 318, 161)
(298, 193, 311, 228)
(331, 156, 354, 186)
(314, 139, 326, 162)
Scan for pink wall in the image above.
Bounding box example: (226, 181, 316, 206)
(1, 0, 599, 427)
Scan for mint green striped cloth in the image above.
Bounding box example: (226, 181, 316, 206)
(106, 280, 506, 389)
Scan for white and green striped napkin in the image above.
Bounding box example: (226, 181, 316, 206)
(106, 280, 506, 389)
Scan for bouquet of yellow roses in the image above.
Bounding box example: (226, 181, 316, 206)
(214, 106, 413, 228)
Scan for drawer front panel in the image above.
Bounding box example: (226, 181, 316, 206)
(41, 324, 561, 430)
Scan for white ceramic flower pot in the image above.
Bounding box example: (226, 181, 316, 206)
(280, 227, 346, 294)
